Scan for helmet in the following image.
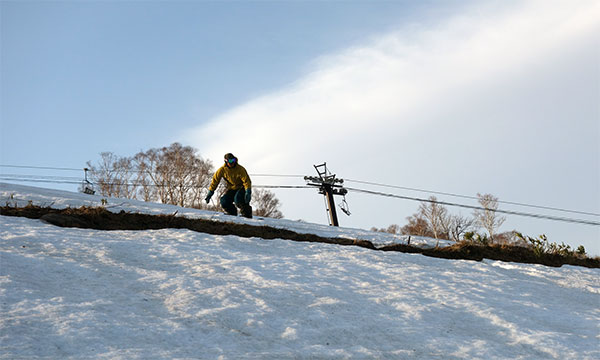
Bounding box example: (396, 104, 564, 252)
(224, 153, 237, 165)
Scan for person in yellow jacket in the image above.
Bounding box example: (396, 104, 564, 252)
(205, 153, 252, 218)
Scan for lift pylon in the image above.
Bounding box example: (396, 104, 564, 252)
(304, 163, 348, 226)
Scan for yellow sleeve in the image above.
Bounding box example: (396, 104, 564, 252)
(209, 167, 225, 192)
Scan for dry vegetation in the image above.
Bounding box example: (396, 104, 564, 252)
(1, 205, 598, 269)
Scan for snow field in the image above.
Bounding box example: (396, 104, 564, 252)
(1, 215, 599, 359)
(0, 182, 452, 249)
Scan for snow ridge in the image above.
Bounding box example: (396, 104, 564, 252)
(1, 183, 599, 359)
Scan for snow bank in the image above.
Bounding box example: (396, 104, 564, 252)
(0, 183, 450, 249)
(1, 183, 599, 359)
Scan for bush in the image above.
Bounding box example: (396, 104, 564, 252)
(464, 231, 489, 245)
(515, 233, 581, 258)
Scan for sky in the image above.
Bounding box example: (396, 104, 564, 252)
(1, 0, 599, 254)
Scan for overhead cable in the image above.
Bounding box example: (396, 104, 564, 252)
(0, 164, 82, 171)
(3, 164, 599, 220)
(345, 178, 600, 217)
(0, 165, 305, 178)
(0, 176, 310, 190)
(346, 187, 600, 226)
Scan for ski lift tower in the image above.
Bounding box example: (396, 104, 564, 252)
(304, 163, 348, 226)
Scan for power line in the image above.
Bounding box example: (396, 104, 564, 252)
(0, 165, 305, 179)
(3, 164, 599, 221)
(1, 174, 81, 181)
(0, 176, 310, 190)
(254, 185, 311, 189)
(2, 175, 598, 226)
(251, 174, 305, 178)
(0, 164, 82, 172)
(0, 178, 81, 185)
(345, 178, 600, 217)
(346, 187, 600, 226)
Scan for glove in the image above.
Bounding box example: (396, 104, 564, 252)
(205, 190, 214, 204)
(245, 188, 252, 204)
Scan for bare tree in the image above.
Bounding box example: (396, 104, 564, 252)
(418, 196, 449, 239)
(87, 153, 137, 199)
(400, 213, 435, 237)
(131, 143, 213, 208)
(167, 143, 213, 208)
(88, 144, 284, 215)
(188, 156, 214, 208)
(371, 224, 400, 234)
(439, 212, 453, 241)
(160, 143, 199, 207)
(448, 214, 475, 241)
(132, 151, 154, 202)
(252, 189, 284, 218)
(133, 148, 167, 203)
(473, 193, 506, 242)
(87, 152, 121, 198)
(114, 156, 137, 199)
(385, 224, 400, 234)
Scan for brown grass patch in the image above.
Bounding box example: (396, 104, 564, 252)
(1, 205, 597, 268)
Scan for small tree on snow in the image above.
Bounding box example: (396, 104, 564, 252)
(400, 213, 435, 237)
(252, 189, 284, 219)
(448, 214, 475, 241)
(474, 193, 506, 243)
(418, 196, 449, 240)
(371, 224, 401, 234)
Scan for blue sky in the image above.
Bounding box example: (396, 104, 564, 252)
(2, 0, 450, 155)
(2, 0, 599, 254)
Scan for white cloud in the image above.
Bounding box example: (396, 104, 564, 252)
(183, 0, 599, 252)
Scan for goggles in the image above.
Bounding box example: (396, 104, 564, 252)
(225, 158, 236, 164)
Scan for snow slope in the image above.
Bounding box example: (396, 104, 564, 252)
(0, 183, 451, 249)
(1, 184, 599, 359)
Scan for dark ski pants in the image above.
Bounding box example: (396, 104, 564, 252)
(220, 189, 252, 218)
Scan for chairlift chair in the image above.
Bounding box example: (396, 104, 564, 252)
(81, 168, 96, 195)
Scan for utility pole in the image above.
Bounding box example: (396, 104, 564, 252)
(305, 163, 348, 226)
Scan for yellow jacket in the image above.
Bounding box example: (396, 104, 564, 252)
(208, 164, 252, 192)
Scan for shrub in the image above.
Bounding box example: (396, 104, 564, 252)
(464, 231, 489, 245)
(516, 233, 579, 258)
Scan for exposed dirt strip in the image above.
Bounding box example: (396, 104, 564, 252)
(1, 206, 598, 268)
